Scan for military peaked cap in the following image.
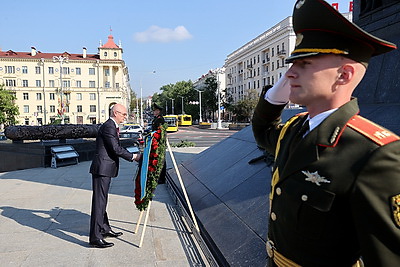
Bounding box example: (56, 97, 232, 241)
(286, 0, 397, 66)
(153, 103, 163, 111)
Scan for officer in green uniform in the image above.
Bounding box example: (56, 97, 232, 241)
(252, 0, 400, 266)
(151, 103, 165, 131)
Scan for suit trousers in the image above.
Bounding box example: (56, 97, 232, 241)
(89, 174, 112, 242)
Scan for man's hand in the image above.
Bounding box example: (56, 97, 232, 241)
(133, 153, 142, 162)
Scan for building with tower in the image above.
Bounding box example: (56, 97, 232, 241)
(0, 33, 131, 125)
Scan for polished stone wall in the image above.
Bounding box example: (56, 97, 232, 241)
(352, 0, 400, 133)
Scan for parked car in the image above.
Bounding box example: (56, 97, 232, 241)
(119, 132, 144, 147)
(120, 124, 143, 134)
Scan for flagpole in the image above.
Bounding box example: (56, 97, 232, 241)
(166, 138, 200, 232)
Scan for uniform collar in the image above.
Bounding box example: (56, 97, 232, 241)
(314, 98, 359, 147)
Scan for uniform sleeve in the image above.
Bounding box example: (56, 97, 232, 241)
(252, 95, 286, 155)
(102, 124, 134, 162)
(351, 140, 400, 266)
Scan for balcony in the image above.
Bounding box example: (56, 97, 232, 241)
(277, 50, 287, 58)
(247, 64, 253, 69)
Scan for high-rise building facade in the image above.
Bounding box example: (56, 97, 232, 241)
(0, 34, 131, 125)
(224, 16, 295, 104)
(224, 11, 352, 105)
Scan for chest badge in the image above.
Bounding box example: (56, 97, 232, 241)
(391, 194, 400, 228)
(302, 170, 331, 186)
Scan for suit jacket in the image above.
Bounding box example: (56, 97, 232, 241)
(90, 118, 133, 177)
(252, 97, 400, 266)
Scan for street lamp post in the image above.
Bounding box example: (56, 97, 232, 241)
(216, 68, 224, 129)
(181, 96, 184, 114)
(53, 55, 68, 124)
(138, 71, 156, 127)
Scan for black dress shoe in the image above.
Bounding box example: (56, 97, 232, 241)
(103, 230, 123, 238)
(89, 239, 114, 248)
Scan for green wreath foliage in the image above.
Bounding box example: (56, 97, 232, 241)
(134, 123, 168, 211)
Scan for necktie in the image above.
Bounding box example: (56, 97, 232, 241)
(298, 120, 310, 138)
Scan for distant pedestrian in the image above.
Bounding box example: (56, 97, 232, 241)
(89, 103, 141, 248)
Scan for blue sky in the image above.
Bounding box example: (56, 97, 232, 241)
(1, 0, 352, 97)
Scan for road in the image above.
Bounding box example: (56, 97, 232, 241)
(166, 126, 239, 147)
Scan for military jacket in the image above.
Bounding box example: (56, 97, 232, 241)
(252, 98, 400, 266)
(152, 115, 165, 131)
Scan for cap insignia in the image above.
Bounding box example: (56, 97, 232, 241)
(295, 33, 304, 46)
(391, 194, 400, 228)
(296, 0, 306, 9)
(302, 170, 331, 186)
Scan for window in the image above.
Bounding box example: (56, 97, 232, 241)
(50, 105, 55, 113)
(90, 105, 96, 112)
(23, 80, 28, 87)
(48, 67, 54, 74)
(49, 93, 55, 100)
(35, 66, 41, 74)
(63, 80, 70, 88)
(89, 68, 95, 75)
(23, 105, 29, 113)
(22, 66, 28, 74)
(5, 66, 15, 73)
(89, 93, 96, 100)
(64, 93, 71, 101)
(115, 83, 119, 88)
(36, 93, 42, 100)
(105, 81, 110, 88)
(36, 80, 41, 87)
(76, 93, 82, 100)
(272, 48, 274, 57)
(6, 79, 16, 86)
(277, 60, 280, 69)
(104, 69, 110, 76)
(37, 105, 43, 113)
(77, 105, 82, 112)
(104, 52, 108, 57)
(23, 93, 29, 100)
(89, 81, 96, 88)
(62, 67, 70, 75)
(65, 106, 69, 113)
(114, 52, 117, 57)
(76, 67, 81, 75)
(76, 80, 81, 87)
(49, 80, 55, 87)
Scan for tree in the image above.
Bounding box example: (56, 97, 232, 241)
(230, 89, 258, 122)
(0, 84, 19, 127)
(202, 76, 218, 121)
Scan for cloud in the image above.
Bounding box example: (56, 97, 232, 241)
(134, 25, 193, 43)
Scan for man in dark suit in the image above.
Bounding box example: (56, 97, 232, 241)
(252, 0, 400, 266)
(151, 103, 166, 184)
(89, 103, 141, 248)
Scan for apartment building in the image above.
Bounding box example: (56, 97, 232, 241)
(224, 16, 295, 104)
(224, 11, 352, 105)
(0, 34, 131, 125)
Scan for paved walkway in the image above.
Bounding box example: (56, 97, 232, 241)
(0, 147, 208, 267)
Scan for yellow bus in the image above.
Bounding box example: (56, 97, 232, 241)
(163, 115, 179, 132)
(178, 114, 192, 126)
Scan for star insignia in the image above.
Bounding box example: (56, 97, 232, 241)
(302, 170, 331, 186)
